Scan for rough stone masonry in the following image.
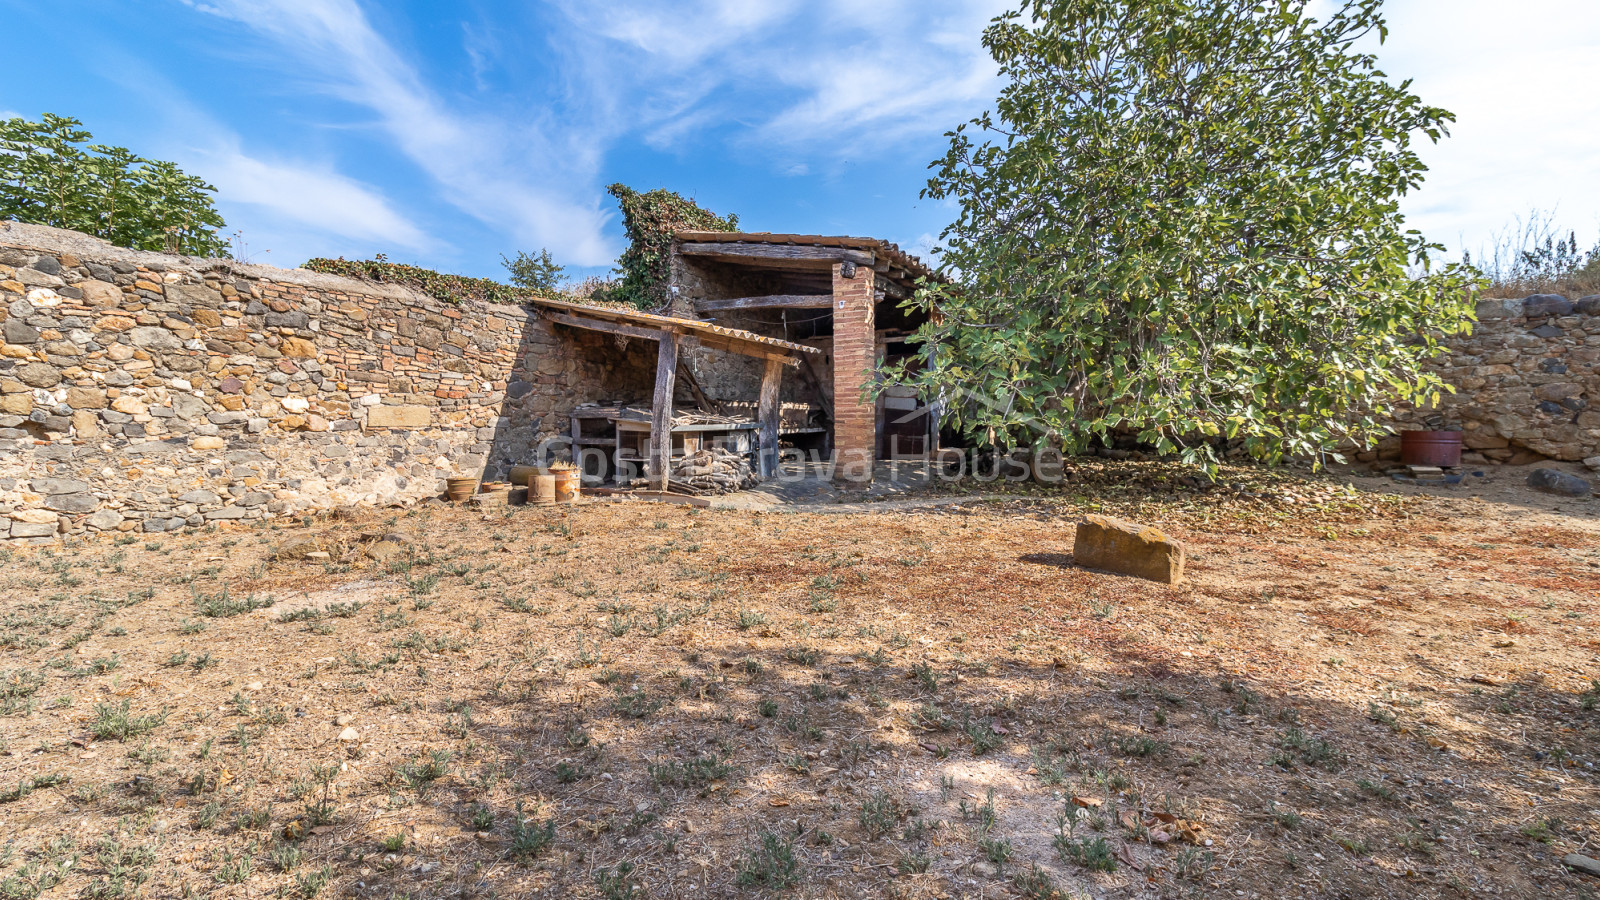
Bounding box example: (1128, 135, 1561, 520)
(1382, 293, 1600, 465)
(0, 222, 651, 542)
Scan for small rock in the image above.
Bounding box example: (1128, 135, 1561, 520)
(306, 551, 330, 560)
(365, 541, 402, 561)
(1584, 455, 1600, 472)
(337, 727, 359, 742)
(1526, 468, 1593, 498)
(246, 681, 264, 691)
(335, 714, 354, 726)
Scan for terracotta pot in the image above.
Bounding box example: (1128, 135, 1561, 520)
(445, 477, 477, 502)
(529, 474, 557, 506)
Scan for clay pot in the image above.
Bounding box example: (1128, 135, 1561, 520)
(445, 477, 477, 502)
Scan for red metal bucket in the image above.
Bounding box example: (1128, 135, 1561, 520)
(1400, 430, 1462, 467)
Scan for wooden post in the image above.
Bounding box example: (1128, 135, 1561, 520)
(651, 333, 679, 491)
(757, 356, 783, 479)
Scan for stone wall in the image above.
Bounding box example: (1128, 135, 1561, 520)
(1380, 293, 1600, 464)
(0, 222, 654, 542)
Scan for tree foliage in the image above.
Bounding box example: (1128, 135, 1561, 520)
(501, 248, 566, 294)
(0, 113, 228, 257)
(606, 184, 738, 309)
(890, 0, 1475, 466)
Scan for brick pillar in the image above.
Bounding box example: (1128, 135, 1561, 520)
(831, 262, 876, 488)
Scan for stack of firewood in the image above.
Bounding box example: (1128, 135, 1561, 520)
(665, 448, 757, 494)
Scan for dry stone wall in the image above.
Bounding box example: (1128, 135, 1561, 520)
(1381, 293, 1600, 464)
(0, 222, 653, 542)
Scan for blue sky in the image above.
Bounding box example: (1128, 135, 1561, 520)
(3, 0, 1598, 282)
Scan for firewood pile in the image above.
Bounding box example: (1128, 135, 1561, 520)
(665, 448, 758, 495)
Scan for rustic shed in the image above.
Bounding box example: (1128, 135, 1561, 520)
(669, 232, 946, 486)
(531, 296, 821, 491)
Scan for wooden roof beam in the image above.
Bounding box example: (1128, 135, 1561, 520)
(678, 241, 875, 267)
(542, 311, 670, 342)
(695, 294, 834, 312)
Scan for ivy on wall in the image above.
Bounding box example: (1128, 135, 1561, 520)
(303, 184, 737, 311)
(301, 254, 536, 307)
(606, 184, 738, 309)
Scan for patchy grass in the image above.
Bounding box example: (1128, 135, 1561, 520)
(0, 471, 1596, 898)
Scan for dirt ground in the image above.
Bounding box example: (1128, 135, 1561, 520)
(1, 460, 1597, 900)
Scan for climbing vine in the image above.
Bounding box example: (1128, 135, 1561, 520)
(606, 184, 738, 309)
(301, 254, 536, 306)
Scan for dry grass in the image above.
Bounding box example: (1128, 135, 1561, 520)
(1, 467, 1597, 900)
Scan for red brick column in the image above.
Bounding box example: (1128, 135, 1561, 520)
(831, 262, 876, 487)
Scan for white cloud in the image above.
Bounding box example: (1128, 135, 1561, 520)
(192, 0, 618, 265)
(1368, 0, 1600, 257)
(198, 144, 428, 250)
(547, 0, 1010, 161)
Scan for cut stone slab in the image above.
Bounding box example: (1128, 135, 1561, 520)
(1527, 468, 1593, 498)
(1564, 854, 1600, 878)
(366, 405, 430, 429)
(1073, 514, 1185, 585)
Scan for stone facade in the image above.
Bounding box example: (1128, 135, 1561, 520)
(1382, 293, 1600, 463)
(0, 222, 654, 542)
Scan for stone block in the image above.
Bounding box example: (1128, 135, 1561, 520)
(366, 405, 431, 429)
(0, 394, 31, 415)
(1524, 294, 1575, 318)
(33, 476, 90, 494)
(65, 387, 107, 409)
(3, 319, 39, 344)
(86, 509, 122, 530)
(10, 521, 57, 538)
(1073, 514, 1185, 584)
(46, 494, 98, 513)
(129, 326, 182, 350)
(16, 362, 60, 388)
(281, 337, 318, 357)
(78, 279, 121, 306)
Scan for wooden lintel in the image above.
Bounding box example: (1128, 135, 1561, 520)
(545, 312, 667, 342)
(678, 241, 875, 267)
(696, 294, 833, 312)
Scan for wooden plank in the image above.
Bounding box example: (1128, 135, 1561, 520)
(677, 360, 719, 413)
(693, 333, 800, 366)
(650, 334, 679, 491)
(544, 312, 667, 342)
(799, 354, 835, 423)
(696, 294, 833, 312)
(585, 489, 712, 508)
(678, 241, 875, 267)
(757, 357, 783, 479)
